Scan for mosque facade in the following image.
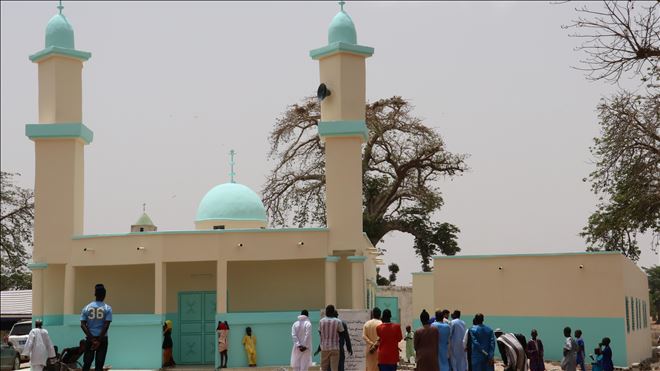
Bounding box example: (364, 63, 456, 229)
(26, 2, 382, 368)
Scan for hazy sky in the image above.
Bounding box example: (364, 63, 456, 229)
(2, 1, 657, 285)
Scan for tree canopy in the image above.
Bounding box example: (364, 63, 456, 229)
(564, 0, 659, 261)
(262, 96, 468, 272)
(1, 171, 34, 290)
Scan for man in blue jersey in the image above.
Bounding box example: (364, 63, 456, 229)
(80, 283, 112, 371)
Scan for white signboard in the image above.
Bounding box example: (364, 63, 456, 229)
(337, 309, 371, 371)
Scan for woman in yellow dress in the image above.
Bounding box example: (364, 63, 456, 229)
(242, 327, 257, 367)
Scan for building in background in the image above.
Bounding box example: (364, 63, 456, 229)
(412, 252, 651, 367)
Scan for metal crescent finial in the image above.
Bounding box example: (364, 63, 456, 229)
(57, 0, 64, 14)
(339, 1, 345, 11)
(143, 203, 146, 213)
(229, 150, 236, 183)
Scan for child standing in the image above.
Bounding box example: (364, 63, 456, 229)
(404, 325, 415, 363)
(242, 327, 257, 367)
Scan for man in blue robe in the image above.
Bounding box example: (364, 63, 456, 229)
(450, 310, 468, 371)
(432, 310, 451, 371)
(469, 313, 495, 371)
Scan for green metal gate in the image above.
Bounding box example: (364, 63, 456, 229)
(375, 296, 399, 324)
(178, 291, 216, 364)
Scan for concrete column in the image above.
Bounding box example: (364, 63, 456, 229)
(217, 260, 228, 313)
(63, 263, 76, 314)
(31, 267, 44, 318)
(325, 256, 340, 306)
(155, 262, 166, 314)
(348, 256, 367, 309)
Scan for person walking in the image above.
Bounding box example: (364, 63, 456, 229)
(21, 319, 56, 371)
(468, 313, 495, 371)
(404, 325, 414, 364)
(414, 310, 439, 371)
(561, 327, 578, 371)
(162, 320, 176, 367)
(291, 309, 312, 371)
(80, 283, 112, 371)
(575, 330, 586, 371)
(319, 304, 344, 371)
(217, 321, 230, 368)
(449, 310, 468, 371)
(363, 307, 382, 371)
(526, 329, 545, 371)
(376, 309, 402, 371)
(432, 310, 451, 371)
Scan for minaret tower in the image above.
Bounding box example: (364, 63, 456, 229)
(311, 1, 373, 308)
(26, 1, 92, 264)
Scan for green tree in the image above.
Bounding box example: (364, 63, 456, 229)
(564, 1, 660, 261)
(1, 171, 34, 290)
(376, 263, 400, 286)
(262, 96, 468, 272)
(645, 265, 660, 324)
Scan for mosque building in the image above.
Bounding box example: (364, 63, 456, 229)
(23, 1, 653, 369)
(25, 2, 381, 368)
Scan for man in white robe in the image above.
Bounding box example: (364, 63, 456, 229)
(22, 320, 56, 371)
(450, 310, 468, 371)
(291, 309, 313, 371)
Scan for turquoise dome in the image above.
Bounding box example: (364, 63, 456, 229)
(195, 183, 267, 222)
(328, 10, 357, 44)
(45, 13, 74, 49)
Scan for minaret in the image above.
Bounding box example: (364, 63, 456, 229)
(26, 1, 92, 263)
(311, 1, 373, 309)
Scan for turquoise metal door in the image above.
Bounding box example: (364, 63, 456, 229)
(178, 291, 216, 365)
(375, 296, 399, 324)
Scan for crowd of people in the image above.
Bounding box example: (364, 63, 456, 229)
(286, 305, 616, 371)
(17, 285, 617, 371)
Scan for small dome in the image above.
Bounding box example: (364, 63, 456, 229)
(134, 213, 155, 226)
(195, 183, 267, 223)
(328, 10, 357, 44)
(45, 13, 74, 49)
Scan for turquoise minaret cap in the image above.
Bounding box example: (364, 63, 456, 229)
(45, 2, 74, 49)
(328, 1, 357, 44)
(29, 1, 91, 63)
(310, 1, 373, 60)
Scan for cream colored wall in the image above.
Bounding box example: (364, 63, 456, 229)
(324, 137, 364, 252)
(74, 265, 155, 314)
(335, 255, 353, 309)
(433, 254, 624, 317)
(622, 257, 652, 364)
(37, 56, 83, 123)
(227, 259, 324, 312)
(319, 53, 366, 121)
(33, 138, 85, 263)
(412, 273, 434, 320)
(69, 230, 329, 266)
(165, 261, 216, 313)
(43, 264, 65, 316)
(195, 219, 266, 230)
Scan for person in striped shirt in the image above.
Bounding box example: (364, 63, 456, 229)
(319, 304, 344, 371)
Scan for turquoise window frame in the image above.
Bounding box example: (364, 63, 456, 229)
(625, 297, 629, 333)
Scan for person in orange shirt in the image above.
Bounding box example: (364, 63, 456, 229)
(376, 309, 403, 371)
